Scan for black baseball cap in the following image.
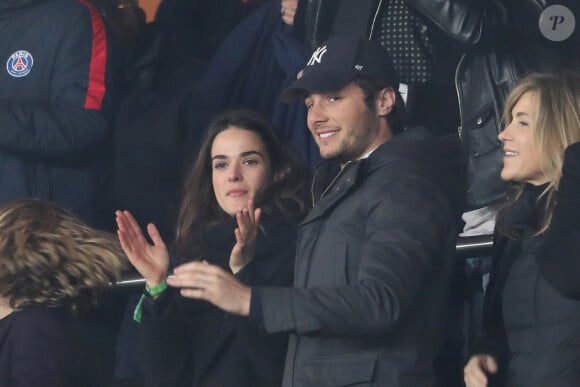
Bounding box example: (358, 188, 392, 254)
(281, 35, 399, 102)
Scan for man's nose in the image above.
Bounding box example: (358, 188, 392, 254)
(307, 102, 327, 129)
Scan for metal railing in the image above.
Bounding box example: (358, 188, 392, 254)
(109, 234, 494, 290)
(455, 234, 493, 259)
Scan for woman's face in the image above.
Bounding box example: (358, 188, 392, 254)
(211, 127, 273, 216)
(498, 91, 549, 186)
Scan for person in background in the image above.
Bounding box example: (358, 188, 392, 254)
(148, 36, 462, 387)
(116, 109, 310, 387)
(0, 0, 118, 230)
(280, 0, 297, 26)
(406, 0, 580, 234)
(0, 198, 127, 387)
(464, 71, 580, 387)
(141, 0, 269, 90)
(90, 0, 146, 50)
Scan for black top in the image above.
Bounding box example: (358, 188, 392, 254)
(537, 141, 580, 299)
(0, 307, 112, 387)
(480, 181, 580, 386)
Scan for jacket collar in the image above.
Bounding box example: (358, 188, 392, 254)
(306, 130, 433, 220)
(302, 159, 362, 228)
(309, 131, 423, 201)
(496, 183, 549, 238)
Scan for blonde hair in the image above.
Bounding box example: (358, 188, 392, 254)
(501, 71, 580, 235)
(0, 199, 127, 312)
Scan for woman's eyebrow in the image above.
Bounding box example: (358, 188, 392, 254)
(240, 150, 265, 158)
(212, 150, 264, 161)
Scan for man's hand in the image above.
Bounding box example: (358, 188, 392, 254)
(167, 261, 252, 316)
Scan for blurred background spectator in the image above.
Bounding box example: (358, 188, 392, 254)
(0, 0, 119, 230)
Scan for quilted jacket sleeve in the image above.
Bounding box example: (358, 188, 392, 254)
(257, 163, 454, 336)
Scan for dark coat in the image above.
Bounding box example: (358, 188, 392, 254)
(0, 307, 113, 387)
(0, 0, 117, 228)
(138, 212, 298, 387)
(538, 142, 580, 298)
(256, 134, 460, 387)
(186, 0, 319, 167)
(481, 184, 580, 386)
(407, 0, 580, 209)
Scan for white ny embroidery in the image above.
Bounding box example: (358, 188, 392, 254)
(307, 45, 328, 66)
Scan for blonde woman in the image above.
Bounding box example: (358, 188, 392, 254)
(464, 71, 580, 387)
(0, 198, 126, 387)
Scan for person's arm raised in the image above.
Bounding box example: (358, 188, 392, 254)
(229, 200, 261, 274)
(116, 210, 169, 290)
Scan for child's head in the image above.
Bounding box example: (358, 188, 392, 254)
(0, 199, 127, 312)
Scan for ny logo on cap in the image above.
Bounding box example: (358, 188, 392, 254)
(307, 45, 327, 66)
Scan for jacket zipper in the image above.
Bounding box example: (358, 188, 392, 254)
(310, 161, 353, 207)
(455, 54, 467, 141)
(297, 159, 352, 385)
(368, 0, 384, 40)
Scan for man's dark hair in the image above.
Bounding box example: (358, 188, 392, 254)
(353, 76, 405, 135)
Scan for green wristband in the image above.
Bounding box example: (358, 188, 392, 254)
(146, 281, 168, 295)
(133, 281, 168, 323)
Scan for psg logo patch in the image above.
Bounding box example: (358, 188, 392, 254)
(6, 50, 34, 77)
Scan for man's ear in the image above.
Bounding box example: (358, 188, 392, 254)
(375, 88, 396, 116)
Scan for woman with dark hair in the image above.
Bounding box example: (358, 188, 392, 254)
(463, 71, 580, 387)
(0, 198, 127, 387)
(116, 109, 309, 387)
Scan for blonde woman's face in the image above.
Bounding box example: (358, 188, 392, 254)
(498, 91, 549, 186)
(211, 127, 273, 216)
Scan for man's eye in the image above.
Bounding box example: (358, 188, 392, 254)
(327, 95, 340, 102)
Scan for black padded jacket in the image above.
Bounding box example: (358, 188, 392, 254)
(0, 0, 117, 227)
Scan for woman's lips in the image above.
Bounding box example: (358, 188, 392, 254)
(227, 189, 248, 197)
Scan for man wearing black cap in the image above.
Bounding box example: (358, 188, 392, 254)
(170, 35, 461, 386)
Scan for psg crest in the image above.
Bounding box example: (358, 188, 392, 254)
(6, 50, 34, 77)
